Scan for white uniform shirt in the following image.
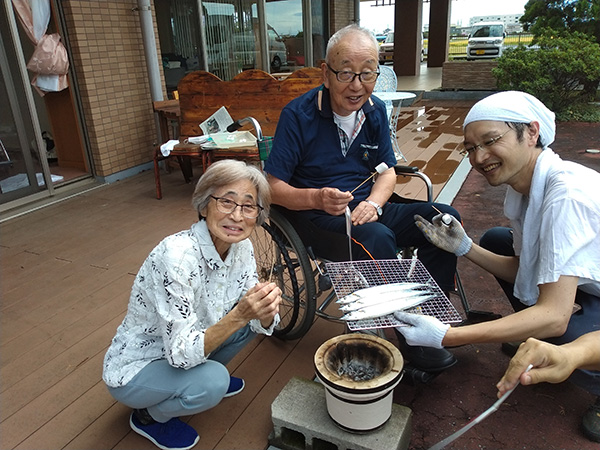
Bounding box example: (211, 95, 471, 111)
(103, 220, 277, 387)
(505, 149, 600, 305)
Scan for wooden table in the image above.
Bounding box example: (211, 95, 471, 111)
(153, 99, 180, 142)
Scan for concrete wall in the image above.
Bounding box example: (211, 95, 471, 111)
(441, 61, 498, 90)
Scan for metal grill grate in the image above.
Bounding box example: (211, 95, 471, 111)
(326, 259, 462, 331)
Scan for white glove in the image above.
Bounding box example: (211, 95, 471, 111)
(414, 213, 472, 256)
(394, 311, 450, 349)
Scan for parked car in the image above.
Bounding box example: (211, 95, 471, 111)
(378, 32, 426, 63)
(379, 32, 394, 63)
(233, 24, 288, 71)
(466, 21, 506, 60)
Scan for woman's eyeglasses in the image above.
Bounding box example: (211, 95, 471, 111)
(461, 129, 512, 157)
(210, 196, 263, 219)
(326, 64, 380, 84)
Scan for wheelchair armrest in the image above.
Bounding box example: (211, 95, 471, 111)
(393, 165, 419, 174)
(393, 165, 433, 203)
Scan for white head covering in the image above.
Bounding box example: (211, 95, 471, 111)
(463, 91, 556, 148)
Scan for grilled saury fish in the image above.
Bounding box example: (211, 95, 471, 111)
(340, 293, 435, 321)
(336, 282, 428, 305)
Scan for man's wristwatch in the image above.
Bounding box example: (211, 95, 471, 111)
(366, 200, 383, 217)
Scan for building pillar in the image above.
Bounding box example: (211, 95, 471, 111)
(393, 0, 422, 76)
(329, 0, 356, 34)
(428, 0, 451, 67)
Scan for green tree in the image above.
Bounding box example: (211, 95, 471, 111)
(521, 0, 600, 44)
(493, 30, 600, 113)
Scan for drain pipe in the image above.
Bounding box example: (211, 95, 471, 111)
(136, 0, 163, 102)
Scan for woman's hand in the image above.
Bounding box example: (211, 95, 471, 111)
(235, 282, 282, 328)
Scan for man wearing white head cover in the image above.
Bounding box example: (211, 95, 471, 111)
(393, 91, 600, 442)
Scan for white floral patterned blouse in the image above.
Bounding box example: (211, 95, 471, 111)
(103, 220, 278, 388)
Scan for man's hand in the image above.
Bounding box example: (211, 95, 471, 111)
(414, 213, 473, 256)
(351, 201, 379, 225)
(393, 311, 450, 348)
(317, 187, 353, 216)
(496, 336, 594, 397)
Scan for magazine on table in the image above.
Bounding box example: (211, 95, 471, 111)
(200, 106, 234, 135)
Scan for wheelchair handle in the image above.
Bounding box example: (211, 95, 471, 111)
(394, 165, 433, 202)
(226, 117, 264, 141)
(394, 165, 419, 174)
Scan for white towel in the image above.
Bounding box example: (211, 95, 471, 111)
(160, 139, 179, 157)
(464, 91, 556, 148)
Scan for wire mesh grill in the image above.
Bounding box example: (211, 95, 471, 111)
(326, 259, 462, 331)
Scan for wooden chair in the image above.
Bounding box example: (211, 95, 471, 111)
(153, 67, 323, 199)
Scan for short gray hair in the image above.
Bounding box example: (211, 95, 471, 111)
(325, 24, 378, 63)
(192, 159, 271, 225)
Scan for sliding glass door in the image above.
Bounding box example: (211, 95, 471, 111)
(0, 3, 51, 204)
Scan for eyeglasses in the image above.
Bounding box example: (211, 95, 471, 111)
(210, 196, 263, 219)
(326, 64, 380, 84)
(461, 129, 512, 157)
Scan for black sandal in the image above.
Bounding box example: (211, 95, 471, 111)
(582, 397, 600, 443)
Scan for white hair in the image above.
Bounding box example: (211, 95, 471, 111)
(325, 24, 378, 64)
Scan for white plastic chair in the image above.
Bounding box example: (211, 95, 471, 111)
(374, 65, 397, 118)
(374, 66, 407, 161)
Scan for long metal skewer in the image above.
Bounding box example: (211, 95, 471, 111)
(428, 364, 533, 450)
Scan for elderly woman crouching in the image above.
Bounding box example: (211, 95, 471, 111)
(102, 160, 281, 450)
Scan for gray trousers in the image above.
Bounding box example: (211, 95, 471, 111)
(107, 324, 256, 422)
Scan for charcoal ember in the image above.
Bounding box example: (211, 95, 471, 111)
(336, 360, 381, 381)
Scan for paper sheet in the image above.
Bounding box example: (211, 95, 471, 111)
(200, 106, 234, 135)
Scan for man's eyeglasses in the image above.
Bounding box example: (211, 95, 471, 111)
(461, 129, 512, 157)
(210, 196, 263, 219)
(326, 64, 380, 84)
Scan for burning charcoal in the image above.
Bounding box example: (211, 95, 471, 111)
(336, 360, 381, 381)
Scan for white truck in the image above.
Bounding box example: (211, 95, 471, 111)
(466, 21, 506, 60)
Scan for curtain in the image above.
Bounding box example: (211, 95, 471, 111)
(12, 0, 69, 95)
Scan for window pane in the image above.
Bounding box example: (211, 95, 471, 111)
(266, 0, 302, 70)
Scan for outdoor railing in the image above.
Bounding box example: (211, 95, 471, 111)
(424, 33, 536, 60)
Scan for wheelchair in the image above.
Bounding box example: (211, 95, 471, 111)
(222, 116, 497, 340)
(252, 165, 491, 340)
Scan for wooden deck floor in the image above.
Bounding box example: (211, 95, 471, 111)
(0, 100, 473, 450)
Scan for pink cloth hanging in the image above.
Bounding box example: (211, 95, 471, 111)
(12, 0, 69, 94)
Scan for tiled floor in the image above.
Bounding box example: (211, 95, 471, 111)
(396, 63, 443, 91)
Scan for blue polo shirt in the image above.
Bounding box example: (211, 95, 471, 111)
(264, 85, 396, 210)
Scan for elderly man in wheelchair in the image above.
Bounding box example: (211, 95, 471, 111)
(263, 24, 461, 376)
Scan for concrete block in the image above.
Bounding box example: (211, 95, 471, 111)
(270, 377, 412, 450)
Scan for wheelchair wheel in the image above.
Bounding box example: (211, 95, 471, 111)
(251, 209, 317, 340)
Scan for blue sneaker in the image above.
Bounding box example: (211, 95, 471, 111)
(224, 376, 245, 397)
(130, 411, 199, 450)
